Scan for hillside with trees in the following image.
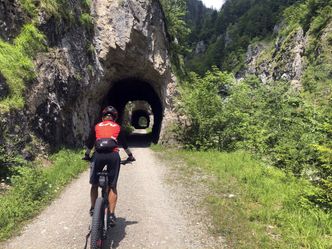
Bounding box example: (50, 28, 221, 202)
(160, 1, 332, 243)
(159, 0, 332, 246)
(172, 0, 332, 209)
(185, 0, 302, 74)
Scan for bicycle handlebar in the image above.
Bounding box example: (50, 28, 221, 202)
(82, 157, 134, 165)
(120, 159, 134, 165)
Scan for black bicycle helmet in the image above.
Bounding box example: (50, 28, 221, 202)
(102, 106, 118, 120)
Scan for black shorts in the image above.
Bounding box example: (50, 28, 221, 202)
(89, 151, 121, 188)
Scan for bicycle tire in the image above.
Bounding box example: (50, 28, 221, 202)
(90, 198, 104, 249)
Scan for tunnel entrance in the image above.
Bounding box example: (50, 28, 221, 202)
(123, 102, 153, 130)
(103, 78, 163, 145)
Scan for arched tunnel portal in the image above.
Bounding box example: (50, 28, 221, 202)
(103, 78, 163, 144)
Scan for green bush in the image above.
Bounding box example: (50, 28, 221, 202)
(311, 112, 332, 209)
(0, 166, 49, 238)
(19, 0, 78, 20)
(19, 0, 60, 18)
(81, 0, 92, 9)
(14, 24, 47, 57)
(178, 67, 235, 150)
(178, 67, 332, 208)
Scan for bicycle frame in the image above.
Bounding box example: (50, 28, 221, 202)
(97, 166, 110, 239)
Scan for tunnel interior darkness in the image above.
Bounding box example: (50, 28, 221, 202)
(103, 78, 163, 144)
(131, 109, 151, 129)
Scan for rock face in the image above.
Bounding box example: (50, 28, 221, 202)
(5, 0, 175, 152)
(91, 0, 172, 108)
(0, 73, 9, 100)
(90, 0, 174, 142)
(195, 41, 206, 54)
(0, 0, 25, 41)
(242, 27, 306, 88)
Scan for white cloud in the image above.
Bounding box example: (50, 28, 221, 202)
(201, 0, 225, 10)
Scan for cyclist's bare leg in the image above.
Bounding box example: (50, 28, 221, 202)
(109, 187, 117, 214)
(90, 184, 98, 208)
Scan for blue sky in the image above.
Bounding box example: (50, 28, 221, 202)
(201, 0, 225, 9)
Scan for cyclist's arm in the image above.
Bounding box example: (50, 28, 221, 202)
(118, 128, 135, 159)
(84, 126, 96, 156)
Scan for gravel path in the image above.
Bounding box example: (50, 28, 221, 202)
(2, 147, 223, 249)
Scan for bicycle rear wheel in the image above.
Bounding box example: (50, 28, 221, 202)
(90, 198, 104, 249)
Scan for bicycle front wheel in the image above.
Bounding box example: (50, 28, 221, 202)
(90, 198, 104, 249)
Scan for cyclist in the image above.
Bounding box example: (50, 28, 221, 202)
(83, 106, 135, 226)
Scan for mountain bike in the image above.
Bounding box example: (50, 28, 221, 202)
(88, 159, 132, 249)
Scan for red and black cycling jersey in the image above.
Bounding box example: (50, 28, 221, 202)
(95, 120, 120, 140)
(85, 120, 129, 151)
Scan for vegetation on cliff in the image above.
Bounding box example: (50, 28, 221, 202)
(0, 24, 45, 111)
(159, 0, 190, 77)
(0, 0, 92, 112)
(0, 1, 94, 239)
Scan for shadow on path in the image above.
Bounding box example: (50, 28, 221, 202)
(126, 132, 153, 148)
(102, 218, 138, 249)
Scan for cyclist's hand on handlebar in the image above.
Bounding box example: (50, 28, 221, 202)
(82, 148, 92, 161)
(127, 155, 136, 162)
(82, 154, 91, 161)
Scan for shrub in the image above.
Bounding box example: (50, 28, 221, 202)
(178, 67, 235, 150)
(178, 67, 331, 209)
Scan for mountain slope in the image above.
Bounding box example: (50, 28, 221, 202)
(186, 0, 302, 74)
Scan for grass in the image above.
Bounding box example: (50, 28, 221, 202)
(0, 149, 88, 241)
(0, 24, 45, 112)
(145, 127, 153, 134)
(19, 0, 62, 19)
(153, 148, 332, 249)
(80, 12, 94, 33)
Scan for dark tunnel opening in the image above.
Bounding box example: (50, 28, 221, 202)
(102, 78, 163, 146)
(131, 109, 150, 129)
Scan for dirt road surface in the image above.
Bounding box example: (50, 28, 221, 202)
(2, 147, 223, 249)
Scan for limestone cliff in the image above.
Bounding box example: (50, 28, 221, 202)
(241, 27, 306, 89)
(0, 0, 176, 159)
(242, 19, 331, 92)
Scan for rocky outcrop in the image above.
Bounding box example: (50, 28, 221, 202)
(91, 0, 172, 100)
(0, 109, 43, 160)
(0, 73, 9, 100)
(0, 0, 25, 41)
(242, 27, 306, 88)
(195, 41, 206, 54)
(273, 28, 305, 88)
